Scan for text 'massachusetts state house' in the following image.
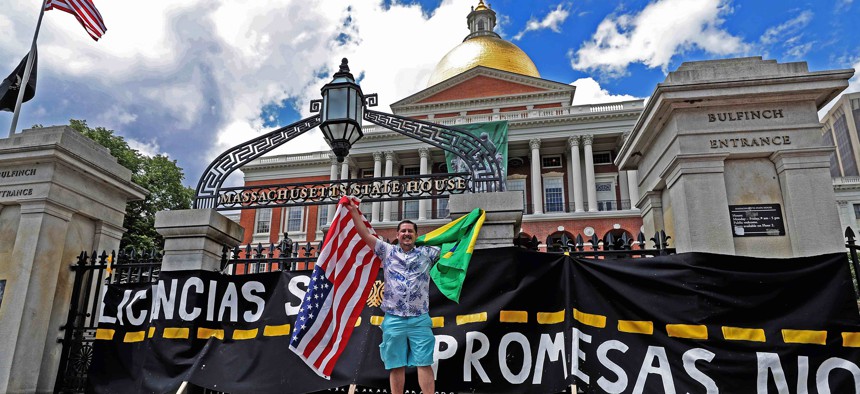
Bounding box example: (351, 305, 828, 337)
(238, 1, 646, 249)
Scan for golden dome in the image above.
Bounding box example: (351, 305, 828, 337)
(475, 0, 489, 11)
(427, 35, 540, 86)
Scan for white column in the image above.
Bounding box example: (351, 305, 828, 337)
(418, 147, 430, 220)
(568, 136, 584, 212)
(371, 152, 383, 223)
(383, 151, 396, 222)
(627, 170, 640, 210)
(340, 157, 351, 180)
(327, 154, 339, 223)
(583, 135, 598, 212)
(529, 138, 543, 214)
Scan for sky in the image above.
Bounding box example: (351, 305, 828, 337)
(1, 0, 858, 188)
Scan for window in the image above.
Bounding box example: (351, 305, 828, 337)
(854, 204, 860, 219)
(852, 98, 860, 110)
(507, 178, 526, 213)
(360, 169, 374, 178)
(593, 152, 613, 165)
(541, 155, 562, 168)
(477, 19, 485, 31)
(403, 166, 420, 176)
(361, 201, 372, 221)
(596, 183, 612, 192)
(317, 206, 329, 227)
(436, 198, 449, 219)
(403, 200, 419, 219)
(544, 177, 565, 212)
(286, 206, 303, 233)
(255, 208, 271, 234)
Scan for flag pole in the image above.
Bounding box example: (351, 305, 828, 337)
(8, 0, 48, 138)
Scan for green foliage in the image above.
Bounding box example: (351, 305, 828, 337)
(68, 120, 194, 251)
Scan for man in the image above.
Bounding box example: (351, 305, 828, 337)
(345, 199, 440, 394)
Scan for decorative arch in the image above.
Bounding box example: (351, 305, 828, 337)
(194, 102, 505, 210)
(603, 228, 634, 249)
(546, 230, 575, 252)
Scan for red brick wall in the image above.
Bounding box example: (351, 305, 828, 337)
(521, 216, 644, 248)
(239, 175, 330, 245)
(418, 76, 545, 103)
(534, 103, 562, 109)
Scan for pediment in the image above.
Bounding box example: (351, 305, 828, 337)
(392, 66, 575, 108)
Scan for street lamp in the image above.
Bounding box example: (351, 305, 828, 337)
(319, 58, 365, 163)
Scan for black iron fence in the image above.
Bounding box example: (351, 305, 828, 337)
(842, 228, 860, 301)
(515, 230, 675, 258)
(220, 234, 324, 274)
(55, 249, 162, 393)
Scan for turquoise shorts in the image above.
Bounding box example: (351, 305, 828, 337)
(379, 313, 435, 369)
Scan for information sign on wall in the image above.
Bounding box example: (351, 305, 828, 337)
(729, 204, 786, 237)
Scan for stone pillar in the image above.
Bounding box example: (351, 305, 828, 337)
(0, 126, 147, 393)
(383, 151, 396, 222)
(663, 154, 735, 253)
(449, 191, 523, 249)
(418, 147, 430, 220)
(568, 136, 584, 212)
(771, 148, 845, 255)
(529, 138, 543, 214)
(627, 170, 640, 210)
(155, 209, 244, 272)
(371, 152, 383, 223)
(583, 135, 598, 212)
(327, 154, 339, 224)
(617, 57, 854, 257)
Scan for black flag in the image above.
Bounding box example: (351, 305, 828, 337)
(0, 49, 37, 112)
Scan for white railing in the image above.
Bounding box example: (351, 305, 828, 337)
(251, 151, 330, 166)
(363, 100, 642, 134)
(834, 176, 860, 184)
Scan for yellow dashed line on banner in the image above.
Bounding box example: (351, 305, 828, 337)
(163, 327, 189, 339)
(370, 315, 384, 326)
(431, 317, 445, 328)
(500, 310, 528, 323)
(573, 308, 606, 328)
(843, 332, 860, 347)
(148, 327, 156, 338)
(456, 312, 487, 325)
(537, 311, 565, 324)
(782, 329, 826, 345)
(233, 328, 258, 340)
(354, 317, 362, 327)
(123, 331, 146, 343)
(618, 320, 653, 335)
(263, 324, 291, 337)
(666, 324, 708, 340)
(723, 326, 766, 342)
(95, 329, 115, 340)
(197, 328, 224, 340)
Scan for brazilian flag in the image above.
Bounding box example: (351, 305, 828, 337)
(416, 208, 485, 303)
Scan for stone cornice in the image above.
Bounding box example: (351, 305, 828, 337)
(394, 91, 572, 115)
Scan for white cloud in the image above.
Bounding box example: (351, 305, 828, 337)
(127, 138, 161, 157)
(570, 78, 640, 105)
(570, 0, 749, 78)
(513, 4, 570, 41)
(760, 10, 812, 45)
(836, 0, 853, 12)
(0, 0, 477, 186)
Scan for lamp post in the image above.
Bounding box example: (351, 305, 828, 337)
(318, 58, 365, 163)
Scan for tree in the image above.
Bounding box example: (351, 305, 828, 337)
(67, 119, 194, 251)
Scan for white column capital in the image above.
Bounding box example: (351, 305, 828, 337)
(418, 147, 431, 159)
(384, 151, 398, 164)
(582, 134, 594, 145)
(529, 138, 542, 150)
(372, 151, 383, 162)
(329, 153, 340, 166)
(568, 135, 581, 148)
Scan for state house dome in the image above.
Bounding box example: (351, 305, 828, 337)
(427, 1, 540, 86)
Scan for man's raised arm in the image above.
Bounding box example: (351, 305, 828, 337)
(344, 198, 379, 249)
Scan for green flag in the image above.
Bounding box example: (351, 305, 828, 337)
(416, 208, 485, 303)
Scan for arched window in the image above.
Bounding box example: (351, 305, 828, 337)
(477, 19, 485, 31)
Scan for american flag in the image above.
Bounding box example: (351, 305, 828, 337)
(290, 196, 382, 378)
(45, 0, 107, 41)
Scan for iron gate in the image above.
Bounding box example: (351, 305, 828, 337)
(54, 249, 162, 393)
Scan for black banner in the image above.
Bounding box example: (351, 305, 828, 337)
(89, 249, 860, 393)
